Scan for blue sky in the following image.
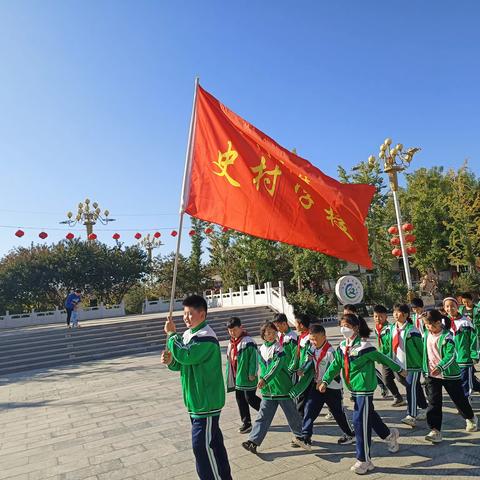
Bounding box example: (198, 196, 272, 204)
(0, 1, 479, 258)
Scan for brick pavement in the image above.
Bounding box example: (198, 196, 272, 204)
(0, 323, 479, 480)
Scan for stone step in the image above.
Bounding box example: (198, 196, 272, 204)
(0, 312, 272, 355)
(0, 316, 270, 362)
(0, 306, 275, 375)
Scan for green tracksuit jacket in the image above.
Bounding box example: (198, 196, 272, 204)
(322, 336, 402, 395)
(258, 340, 294, 399)
(381, 322, 424, 371)
(167, 321, 225, 418)
(422, 329, 461, 379)
(459, 304, 480, 338)
(225, 335, 258, 392)
(278, 329, 298, 372)
(449, 316, 479, 367)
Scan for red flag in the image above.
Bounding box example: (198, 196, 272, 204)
(184, 85, 375, 267)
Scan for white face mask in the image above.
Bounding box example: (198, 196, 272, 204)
(340, 326, 355, 339)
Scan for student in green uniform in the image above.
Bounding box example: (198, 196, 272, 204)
(225, 317, 261, 434)
(411, 298, 426, 335)
(373, 304, 407, 407)
(422, 309, 478, 443)
(443, 297, 480, 399)
(242, 322, 309, 454)
(383, 304, 427, 428)
(273, 313, 298, 369)
(290, 313, 312, 416)
(318, 313, 405, 475)
(161, 295, 232, 480)
(290, 323, 355, 447)
(460, 292, 480, 342)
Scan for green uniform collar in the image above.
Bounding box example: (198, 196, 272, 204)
(191, 320, 207, 333)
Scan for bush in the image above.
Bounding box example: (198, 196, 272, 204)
(286, 289, 336, 318)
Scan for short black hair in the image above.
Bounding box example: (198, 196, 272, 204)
(75, 289, 81, 293)
(309, 323, 325, 335)
(393, 303, 410, 316)
(373, 304, 388, 314)
(462, 292, 473, 300)
(226, 317, 241, 329)
(411, 297, 424, 308)
(260, 321, 277, 340)
(273, 313, 288, 323)
(295, 313, 310, 328)
(424, 309, 443, 324)
(183, 295, 208, 314)
(343, 304, 357, 313)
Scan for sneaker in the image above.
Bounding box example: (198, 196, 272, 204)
(380, 386, 389, 399)
(350, 460, 375, 474)
(290, 438, 300, 448)
(292, 436, 312, 451)
(391, 397, 406, 407)
(325, 411, 334, 420)
(241, 440, 257, 454)
(425, 429, 442, 443)
(338, 434, 355, 445)
(466, 416, 478, 432)
(401, 415, 416, 428)
(416, 409, 426, 421)
(238, 424, 252, 434)
(386, 427, 400, 453)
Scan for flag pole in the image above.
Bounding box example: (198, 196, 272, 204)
(167, 76, 200, 326)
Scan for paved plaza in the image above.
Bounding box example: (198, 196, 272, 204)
(0, 323, 479, 480)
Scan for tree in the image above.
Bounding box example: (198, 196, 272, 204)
(443, 164, 480, 271)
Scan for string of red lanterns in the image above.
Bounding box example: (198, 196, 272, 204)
(11, 226, 234, 241)
(388, 223, 417, 257)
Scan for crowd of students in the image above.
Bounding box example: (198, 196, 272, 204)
(162, 293, 480, 479)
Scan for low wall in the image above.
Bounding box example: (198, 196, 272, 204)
(0, 302, 126, 329)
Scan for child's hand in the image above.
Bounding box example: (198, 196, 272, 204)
(164, 316, 176, 334)
(297, 370, 304, 378)
(317, 382, 327, 393)
(399, 369, 408, 377)
(431, 367, 440, 376)
(160, 350, 172, 365)
(248, 375, 256, 381)
(257, 379, 266, 389)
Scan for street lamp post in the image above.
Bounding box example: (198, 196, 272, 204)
(60, 198, 115, 238)
(368, 138, 421, 300)
(139, 233, 163, 262)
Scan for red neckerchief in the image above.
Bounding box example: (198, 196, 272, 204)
(344, 337, 355, 385)
(279, 332, 285, 347)
(314, 341, 331, 377)
(375, 324, 383, 348)
(392, 325, 400, 354)
(449, 315, 459, 333)
(297, 331, 309, 358)
(229, 331, 247, 375)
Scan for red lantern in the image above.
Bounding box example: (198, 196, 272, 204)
(171, 230, 178, 237)
(404, 234, 416, 243)
(66, 233, 75, 240)
(390, 237, 400, 246)
(39, 232, 48, 240)
(402, 223, 414, 232)
(392, 248, 402, 257)
(112, 233, 120, 240)
(88, 233, 97, 240)
(388, 225, 399, 235)
(189, 229, 196, 236)
(205, 227, 213, 235)
(15, 229, 25, 238)
(407, 246, 417, 255)
(222, 226, 229, 233)
(134, 232, 142, 240)
(153, 231, 161, 238)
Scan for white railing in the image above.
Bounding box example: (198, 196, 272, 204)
(0, 302, 126, 329)
(142, 281, 299, 323)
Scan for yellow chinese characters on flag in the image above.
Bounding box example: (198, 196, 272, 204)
(185, 85, 375, 268)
